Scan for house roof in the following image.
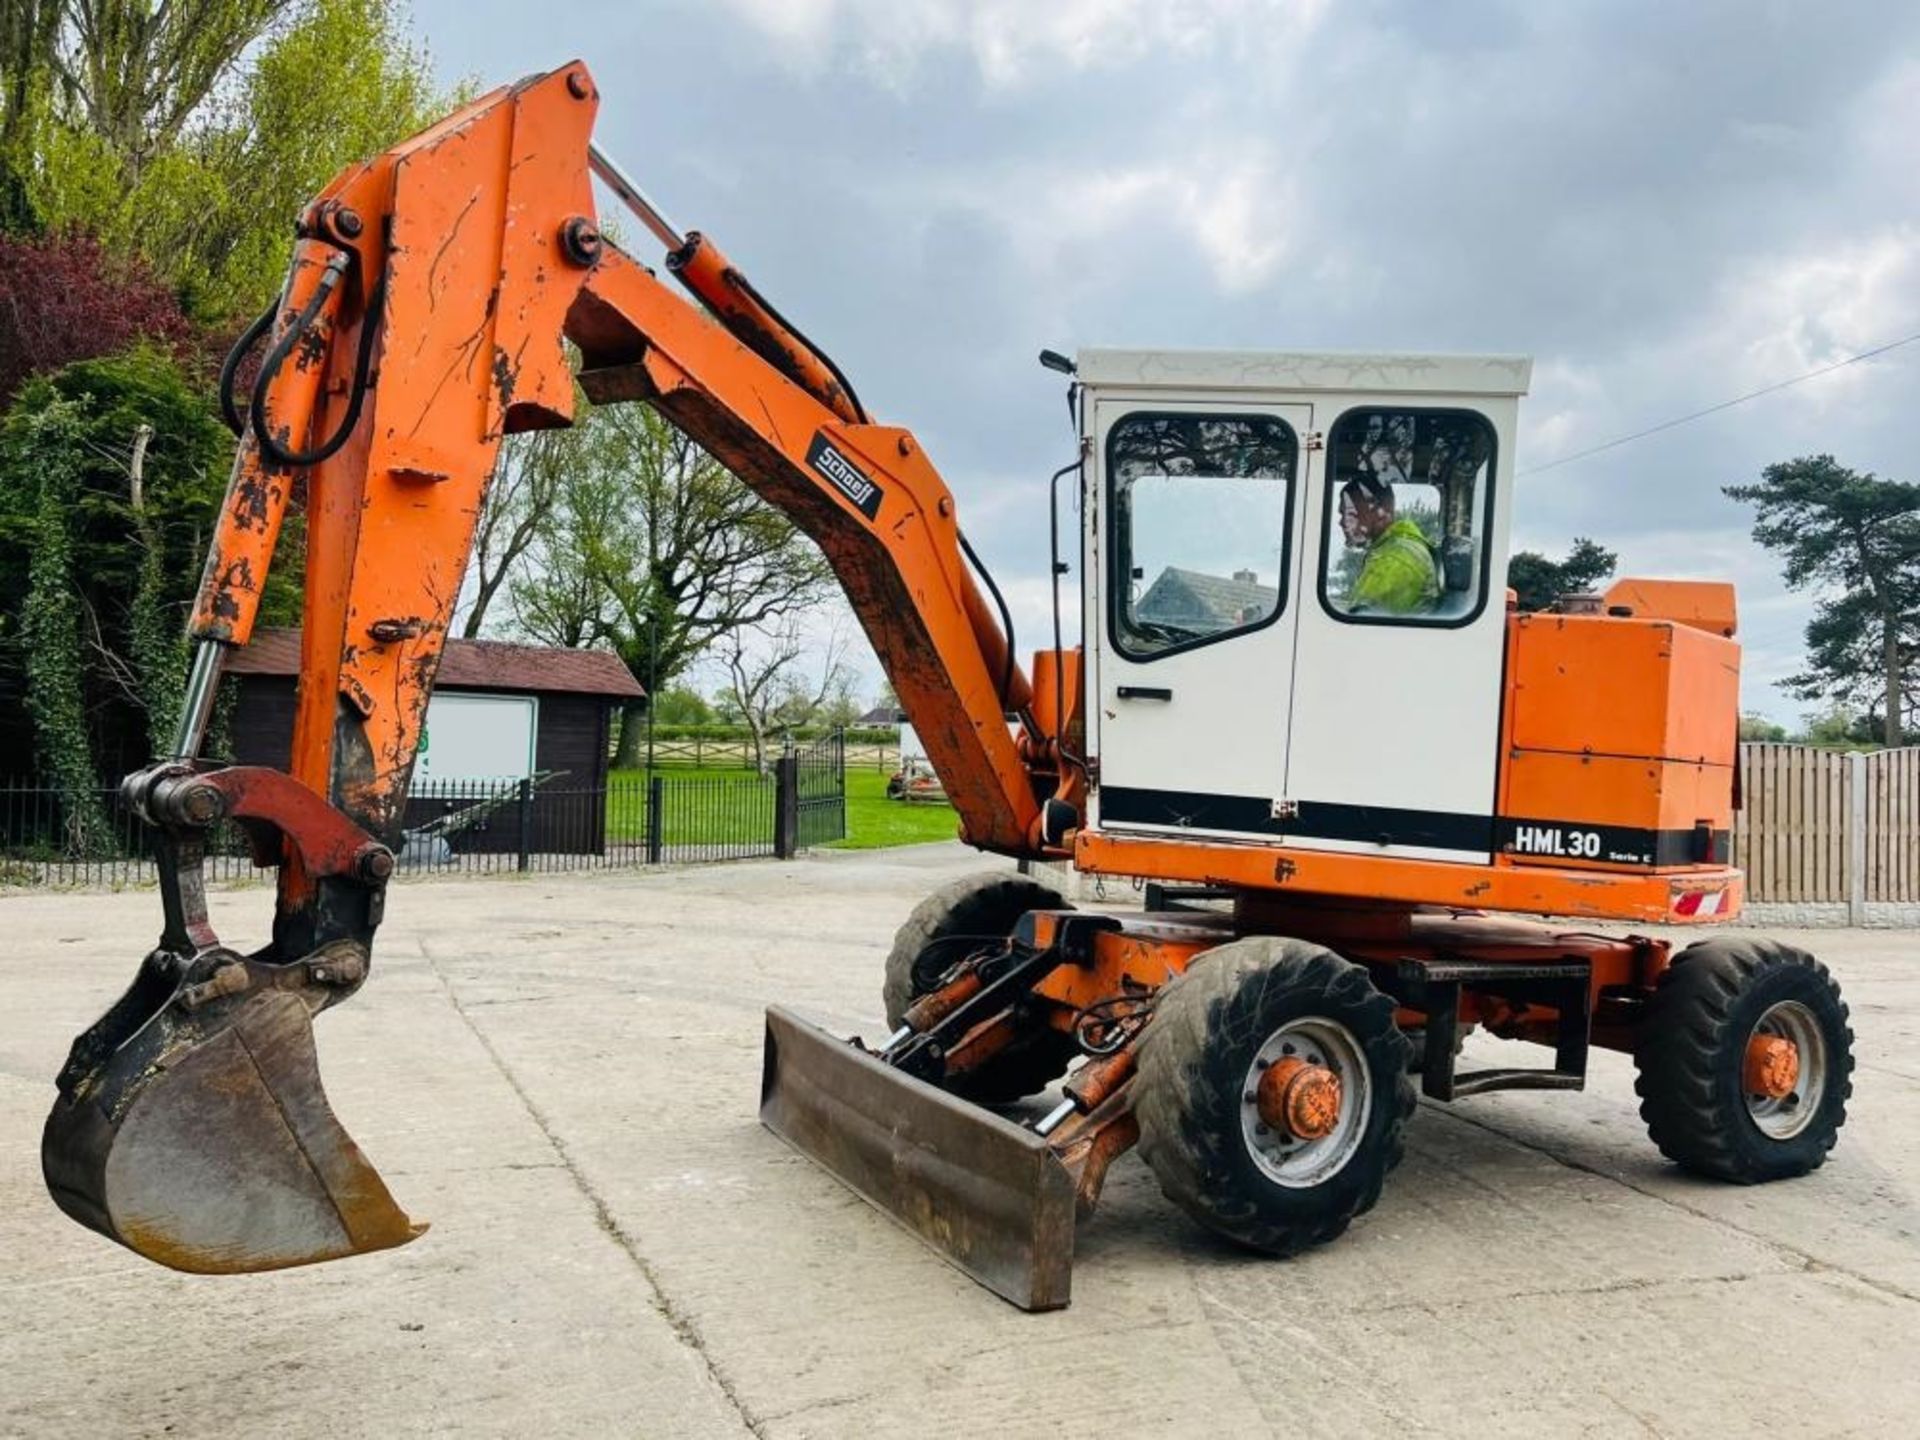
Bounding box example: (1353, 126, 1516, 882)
(1136, 567, 1278, 625)
(226, 627, 645, 700)
(857, 705, 906, 725)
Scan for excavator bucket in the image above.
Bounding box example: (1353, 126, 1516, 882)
(759, 1004, 1077, 1311)
(43, 958, 422, 1274)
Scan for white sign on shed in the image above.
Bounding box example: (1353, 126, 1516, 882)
(414, 693, 538, 783)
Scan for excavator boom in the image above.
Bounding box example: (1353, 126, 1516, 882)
(43, 61, 1071, 1275)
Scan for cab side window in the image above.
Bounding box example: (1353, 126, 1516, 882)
(1321, 408, 1494, 625)
(1110, 413, 1296, 660)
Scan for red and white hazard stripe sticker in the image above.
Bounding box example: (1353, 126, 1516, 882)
(1671, 887, 1727, 918)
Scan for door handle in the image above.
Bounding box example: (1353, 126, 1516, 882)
(1116, 686, 1173, 701)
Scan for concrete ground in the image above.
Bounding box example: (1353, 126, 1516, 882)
(2, 844, 1917, 1438)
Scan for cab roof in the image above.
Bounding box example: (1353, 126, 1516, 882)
(1074, 348, 1532, 397)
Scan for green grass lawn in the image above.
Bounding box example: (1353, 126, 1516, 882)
(830, 767, 960, 850)
(601, 764, 957, 850)
(605, 766, 766, 846)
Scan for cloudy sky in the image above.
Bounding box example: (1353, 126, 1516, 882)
(415, 0, 1920, 721)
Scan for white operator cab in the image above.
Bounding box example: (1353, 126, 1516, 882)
(1079, 348, 1531, 864)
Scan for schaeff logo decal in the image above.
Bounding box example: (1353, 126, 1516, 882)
(806, 433, 883, 520)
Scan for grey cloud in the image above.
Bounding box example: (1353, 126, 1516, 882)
(416, 0, 1920, 721)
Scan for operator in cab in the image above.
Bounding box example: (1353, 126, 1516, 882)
(1338, 471, 1440, 615)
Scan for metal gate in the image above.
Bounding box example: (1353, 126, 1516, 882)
(793, 729, 847, 849)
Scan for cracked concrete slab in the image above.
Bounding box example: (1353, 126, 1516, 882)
(3, 847, 1918, 1437)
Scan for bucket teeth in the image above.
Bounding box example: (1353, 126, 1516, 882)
(759, 1004, 1077, 1311)
(43, 970, 421, 1274)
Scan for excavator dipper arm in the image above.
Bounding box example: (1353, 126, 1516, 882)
(43, 61, 1071, 1274)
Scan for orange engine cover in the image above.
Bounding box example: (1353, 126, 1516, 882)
(1498, 606, 1739, 871)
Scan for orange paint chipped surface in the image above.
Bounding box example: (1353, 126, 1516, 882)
(1744, 1034, 1800, 1099)
(1258, 1057, 1342, 1140)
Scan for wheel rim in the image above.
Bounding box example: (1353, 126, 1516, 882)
(1746, 1000, 1826, 1140)
(1239, 1017, 1372, 1188)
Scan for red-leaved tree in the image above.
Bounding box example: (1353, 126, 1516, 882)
(0, 231, 197, 404)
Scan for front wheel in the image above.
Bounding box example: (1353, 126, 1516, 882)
(882, 872, 1077, 1103)
(1634, 938, 1853, 1183)
(1135, 937, 1413, 1255)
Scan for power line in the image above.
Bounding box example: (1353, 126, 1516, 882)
(1519, 326, 1920, 476)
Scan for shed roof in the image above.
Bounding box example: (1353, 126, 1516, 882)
(226, 627, 645, 700)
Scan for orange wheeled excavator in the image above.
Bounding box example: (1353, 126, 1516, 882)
(43, 62, 1853, 1309)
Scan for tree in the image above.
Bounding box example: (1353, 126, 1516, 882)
(507, 427, 617, 650)
(0, 0, 61, 227)
(1506, 537, 1617, 613)
(510, 401, 834, 767)
(171, 0, 442, 316)
(1738, 712, 1787, 742)
(11, 1, 298, 271)
(0, 228, 196, 402)
(1796, 706, 1875, 749)
(461, 425, 568, 638)
(48, 1, 290, 180)
(12, 396, 111, 850)
(1727, 457, 1920, 748)
(0, 346, 261, 777)
(817, 667, 863, 728)
(646, 685, 714, 726)
(15, 0, 444, 318)
(718, 616, 852, 772)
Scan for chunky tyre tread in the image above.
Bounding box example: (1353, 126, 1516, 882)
(1634, 937, 1853, 1184)
(882, 871, 1075, 1103)
(1135, 937, 1414, 1256)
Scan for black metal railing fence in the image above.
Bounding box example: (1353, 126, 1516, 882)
(0, 732, 847, 889)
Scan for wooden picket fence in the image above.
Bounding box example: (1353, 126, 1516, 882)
(1735, 743, 1920, 911)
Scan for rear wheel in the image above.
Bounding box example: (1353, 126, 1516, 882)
(1634, 937, 1853, 1183)
(1135, 937, 1413, 1255)
(882, 872, 1077, 1104)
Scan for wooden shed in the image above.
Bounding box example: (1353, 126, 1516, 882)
(223, 628, 644, 855)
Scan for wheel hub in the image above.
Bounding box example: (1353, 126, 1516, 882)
(1745, 1000, 1826, 1139)
(1256, 1057, 1343, 1140)
(1238, 1016, 1373, 1188)
(1743, 1034, 1799, 1100)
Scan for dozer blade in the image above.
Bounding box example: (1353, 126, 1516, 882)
(43, 979, 423, 1274)
(759, 1004, 1077, 1311)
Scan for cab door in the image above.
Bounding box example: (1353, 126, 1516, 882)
(1088, 402, 1310, 839)
(1280, 401, 1513, 861)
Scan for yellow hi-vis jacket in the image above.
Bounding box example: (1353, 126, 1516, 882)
(1351, 518, 1441, 614)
